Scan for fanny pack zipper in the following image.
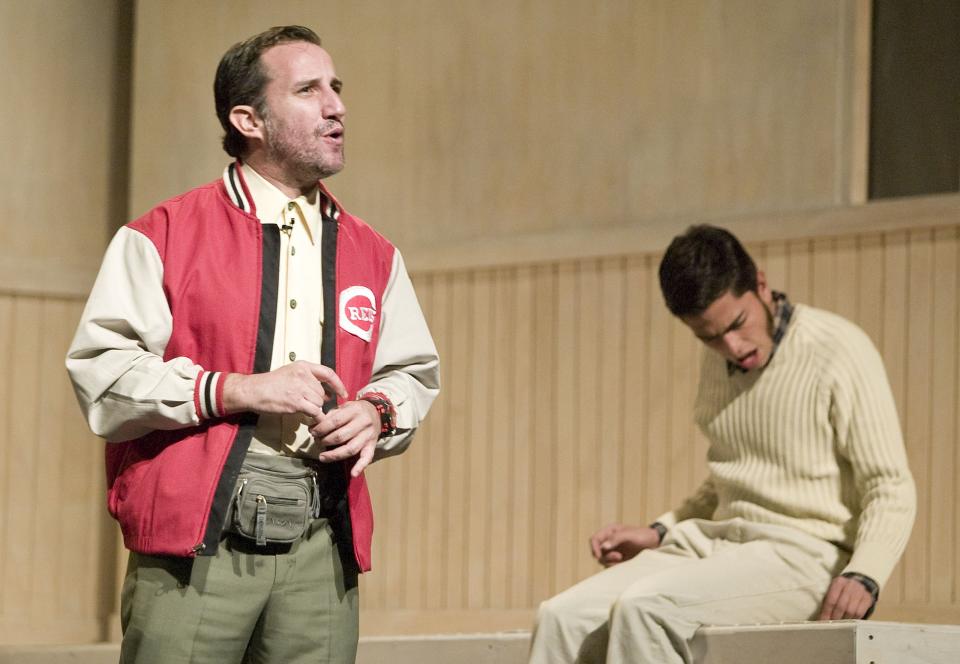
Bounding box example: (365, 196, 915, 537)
(233, 466, 323, 545)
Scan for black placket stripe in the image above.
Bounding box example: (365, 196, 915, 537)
(319, 208, 355, 569)
(198, 225, 280, 554)
(320, 209, 338, 413)
(255, 226, 281, 373)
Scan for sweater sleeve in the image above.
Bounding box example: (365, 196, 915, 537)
(829, 327, 916, 589)
(358, 249, 440, 459)
(65, 227, 215, 442)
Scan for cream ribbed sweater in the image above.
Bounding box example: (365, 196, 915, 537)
(657, 304, 916, 588)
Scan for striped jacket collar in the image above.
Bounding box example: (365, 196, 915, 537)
(222, 160, 342, 221)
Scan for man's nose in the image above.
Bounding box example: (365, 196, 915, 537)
(720, 332, 745, 358)
(324, 90, 346, 120)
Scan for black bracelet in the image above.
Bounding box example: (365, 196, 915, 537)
(840, 571, 880, 619)
(650, 522, 668, 544)
(361, 392, 397, 439)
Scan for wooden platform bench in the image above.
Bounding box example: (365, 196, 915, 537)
(2, 621, 959, 663)
(693, 621, 960, 664)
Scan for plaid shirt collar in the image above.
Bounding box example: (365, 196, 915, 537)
(727, 290, 793, 375)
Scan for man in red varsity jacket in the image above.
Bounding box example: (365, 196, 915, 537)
(66, 26, 439, 664)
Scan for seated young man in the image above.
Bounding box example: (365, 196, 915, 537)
(528, 225, 916, 664)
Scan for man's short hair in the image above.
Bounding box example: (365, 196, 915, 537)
(214, 25, 322, 158)
(658, 225, 758, 317)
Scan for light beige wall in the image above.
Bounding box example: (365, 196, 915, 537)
(0, 0, 129, 647)
(0, 0, 129, 299)
(128, 0, 869, 250)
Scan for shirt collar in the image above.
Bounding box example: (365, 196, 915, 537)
(242, 164, 323, 242)
(726, 290, 793, 375)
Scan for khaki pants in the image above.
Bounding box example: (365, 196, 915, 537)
(120, 518, 358, 664)
(529, 518, 847, 664)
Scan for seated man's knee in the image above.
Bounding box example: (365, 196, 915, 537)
(610, 593, 678, 629)
(535, 595, 578, 631)
(532, 595, 611, 664)
(535, 589, 612, 638)
(608, 595, 695, 662)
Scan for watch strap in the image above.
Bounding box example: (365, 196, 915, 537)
(360, 392, 397, 439)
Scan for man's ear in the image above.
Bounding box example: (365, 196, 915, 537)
(229, 105, 265, 143)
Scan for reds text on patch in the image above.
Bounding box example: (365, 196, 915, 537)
(339, 285, 378, 342)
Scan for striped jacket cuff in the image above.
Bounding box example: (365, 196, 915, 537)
(193, 370, 227, 420)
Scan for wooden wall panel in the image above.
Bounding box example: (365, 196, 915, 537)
(930, 228, 957, 605)
(574, 261, 600, 583)
(5, 298, 42, 625)
(0, 294, 114, 644)
(465, 270, 492, 609)
(529, 265, 558, 605)
(553, 263, 578, 590)
(5, 206, 959, 645)
(904, 231, 934, 604)
(619, 257, 650, 523)
(421, 274, 449, 612)
(509, 267, 536, 609)
(881, 231, 910, 605)
(597, 259, 625, 539)
(359, 215, 960, 634)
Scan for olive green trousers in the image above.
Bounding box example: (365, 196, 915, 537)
(119, 518, 358, 664)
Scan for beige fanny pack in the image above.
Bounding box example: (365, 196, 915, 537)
(228, 455, 321, 546)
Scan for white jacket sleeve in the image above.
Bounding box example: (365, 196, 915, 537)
(66, 226, 205, 442)
(359, 250, 440, 459)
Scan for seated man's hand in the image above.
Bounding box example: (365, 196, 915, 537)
(818, 575, 874, 620)
(589, 524, 661, 567)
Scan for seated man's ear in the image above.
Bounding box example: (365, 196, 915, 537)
(755, 270, 772, 306)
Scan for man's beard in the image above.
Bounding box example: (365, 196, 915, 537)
(263, 114, 344, 183)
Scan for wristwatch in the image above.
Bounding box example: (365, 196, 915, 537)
(840, 571, 880, 619)
(650, 522, 668, 544)
(361, 392, 397, 439)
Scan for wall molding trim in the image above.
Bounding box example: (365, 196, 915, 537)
(7, 194, 956, 298)
(0, 257, 99, 300)
(405, 193, 960, 274)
